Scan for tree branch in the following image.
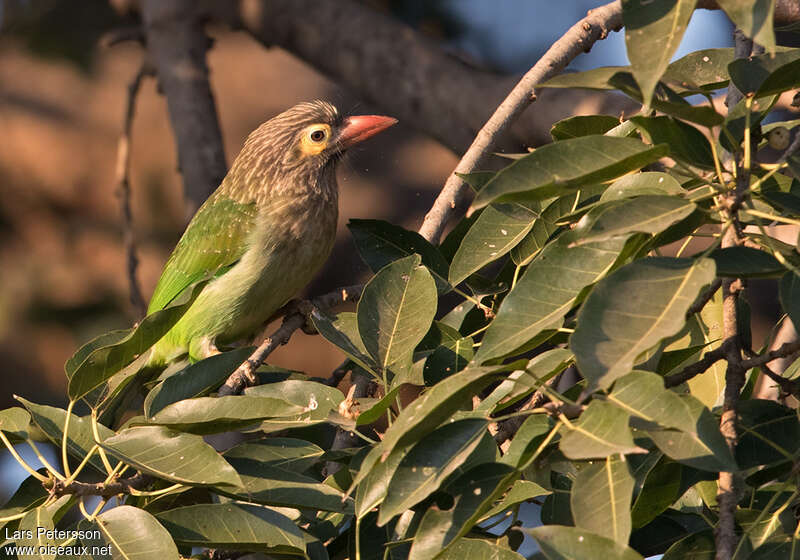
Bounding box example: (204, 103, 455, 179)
(49, 473, 153, 498)
(418, 0, 625, 242)
(218, 285, 364, 396)
(664, 341, 732, 388)
(114, 60, 153, 319)
(140, 0, 227, 216)
(686, 278, 722, 318)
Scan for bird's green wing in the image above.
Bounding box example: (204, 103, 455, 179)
(147, 195, 259, 313)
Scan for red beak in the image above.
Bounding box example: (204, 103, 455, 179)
(337, 115, 398, 149)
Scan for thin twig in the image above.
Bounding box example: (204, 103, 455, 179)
(664, 342, 732, 388)
(114, 61, 153, 319)
(740, 339, 800, 371)
(416, 0, 624, 243)
(218, 285, 364, 396)
(686, 278, 722, 318)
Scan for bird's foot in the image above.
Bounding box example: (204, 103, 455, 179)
(195, 337, 222, 360)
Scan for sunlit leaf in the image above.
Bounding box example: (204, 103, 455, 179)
(571, 257, 716, 389)
(717, 0, 777, 52)
(100, 425, 242, 487)
(144, 347, 255, 417)
(408, 463, 517, 559)
(379, 418, 496, 524)
(16, 397, 114, 474)
(477, 237, 628, 363)
(559, 401, 643, 459)
(526, 525, 644, 560)
(157, 503, 306, 554)
(470, 136, 668, 211)
(449, 202, 539, 285)
(622, 0, 696, 107)
(358, 254, 438, 373)
(571, 455, 634, 545)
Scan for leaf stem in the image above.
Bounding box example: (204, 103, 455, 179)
(0, 431, 48, 482)
(61, 400, 75, 478)
(27, 440, 65, 481)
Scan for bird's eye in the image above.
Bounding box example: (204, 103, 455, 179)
(309, 129, 327, 143)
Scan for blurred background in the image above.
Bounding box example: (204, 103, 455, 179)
(0, 0, 735, 500)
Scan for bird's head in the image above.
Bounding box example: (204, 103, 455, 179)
(230, 101, 397, 199)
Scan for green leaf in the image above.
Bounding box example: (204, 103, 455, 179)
(0, 473, 49, 529)
(436, 538, 525, 560)
(219, 454, 353, 513)
(600, 172, 684, 202)
(358, 254, 438, 373)
(245, 380, 345, 433)
(477, 237, 628, 363)
(378, 418, 496, 524)
(538, 66, 628, 90)
(470, 136, 668, 211)
(662, 48, 734, 92)
(312, 310, 377, 374)
(551, 115, 622, 140)
(559, 401, 643, 459)
(224, 438, 324, 473)
(722, 94, 778, 152)
(609, 73, 724, 127)
(688, 290, 726, 408)
(482, 478, 549, 520)
(609, 371, 736, 471)
(716, 0, 777, 52)
(510, 188, 605, 266)
(147, 395, 305, 434)
(526, 525, 644, 560)
(17, 507, 56, 560)
(571, 257, 716, 390)
(0, 407, 30, 441)
(630, 456, 703, 529)
(100, 425, 242, 487)
(157, 503, 306, 554)
(662, 530, 715, 560)
(66, 282, 205, 400)
(408, 463, 517, 560)
(449, 202, 539, 285)
(622, 0, 696, 107)
(570, 195, 696, 246)
(422, 328, 474, 385)
(736, 400, 800, 468)
(780, 272, 800, 330)
(144, 347, 255, 417)
(479, 349, 572, 414)
(630, 116, 714, 169)
(707, 246, 784, 277)
(501, 415, 557, 470)
(349, 365, 510, 494)
(348, 219, 451, 292)
(571, 456, 634, 545)
(16, 397, 114, 474)
(85, 505, 179, 560)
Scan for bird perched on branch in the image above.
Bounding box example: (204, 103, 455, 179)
(146, 101, 396, 365)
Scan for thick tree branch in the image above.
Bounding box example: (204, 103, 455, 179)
(140, 0, 227, 216)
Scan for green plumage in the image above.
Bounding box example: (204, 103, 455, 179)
(146, 101, 394, 365)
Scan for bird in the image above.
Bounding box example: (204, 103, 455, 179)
(145, 100, 397, 366)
